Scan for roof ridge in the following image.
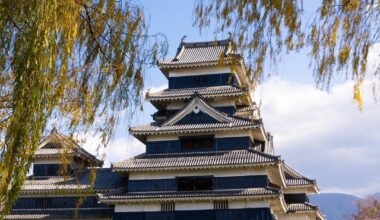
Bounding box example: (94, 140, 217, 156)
(247, 148, 281, 160)
(180, 38, 231, 48)
(283, 163, 316, 182)
(36, 131, 104, 165)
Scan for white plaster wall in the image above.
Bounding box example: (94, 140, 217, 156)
(168, 66, 232, 77)
(33, 158, 62, 164)
(115, 203, 161, 212)
(229, 200, 269, 209)
(115, 200, 270, 212)
(146, 130, 253, 142)
(128, 167, 267, 180)
(175, 201, 213, 211)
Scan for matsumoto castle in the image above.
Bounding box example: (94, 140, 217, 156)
(7, 38, 324, 220)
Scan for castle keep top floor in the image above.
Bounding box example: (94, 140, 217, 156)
(157, 38, 250, 88)
(147, 38, 254, 111)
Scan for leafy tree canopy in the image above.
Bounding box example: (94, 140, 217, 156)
(194, 0, 380, 110)
(0, 0, 167, 216)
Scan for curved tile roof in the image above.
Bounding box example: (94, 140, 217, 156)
(100, 187, 279, 201)
(112, 149, 280, 171)
(22, 169, 126, 194)
(130, 118, 261, 136)
(287, 203, 318, 212)
(157, 38, 239, 69)
(6, 207, 113, 219)
(35, 131, 103, 166)
(283, 163, 316, 186)
(146, 85, 247, 102)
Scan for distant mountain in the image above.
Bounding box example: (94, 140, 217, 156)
(310, 193, 360, 220)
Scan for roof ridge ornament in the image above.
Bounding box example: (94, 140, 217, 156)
(192, 91, 200, 97)
(227, 32, 232, 41)
(181, 35, 187, 44)
(51, 127, 58, 134)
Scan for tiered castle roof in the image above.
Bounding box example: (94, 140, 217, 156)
(131, 94, 261, 141)
(105, 37, 324, 220)
(7, 131, 126, 220)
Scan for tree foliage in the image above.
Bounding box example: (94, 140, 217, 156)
(194, 0, 380, 110)
(0, 0, 167, 216)
(352, 195, 380, 219)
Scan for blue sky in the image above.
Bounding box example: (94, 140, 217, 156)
(83, 0, 380, 196)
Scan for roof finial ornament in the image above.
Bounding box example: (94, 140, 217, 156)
(227, 32, 232, 40)
(181, 35, 187, 44)
(192, 91, 200, 98)
(51, 127, 58, 134)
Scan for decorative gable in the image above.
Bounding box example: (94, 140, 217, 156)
(34, 129, 103, 167)
(162, 94, 233, 126)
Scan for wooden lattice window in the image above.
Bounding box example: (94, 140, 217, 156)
(161, 201, 175, 212)
(180, 135, 214, 150)
(214, 200, 229, 210)
(177, 176, 213, 191)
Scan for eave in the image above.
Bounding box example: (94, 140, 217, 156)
(130, 123, 262, 143)
(98, 187, 280, 204)
(112, 161, 278, 173)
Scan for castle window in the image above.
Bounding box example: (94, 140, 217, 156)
(33, 164, 61, 176)
(36, 198, 53, 208)
(214, 200, 229, 210)
(192, 75, 209, 87)
(180, 135, 214, 150)
(161, 201, 175, 212)
(177, 176, 213, 191)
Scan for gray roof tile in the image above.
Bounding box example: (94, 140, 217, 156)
(100, 187, 279, 201)
(146, 85, 246, 102)
(36, 131, 103, 166)
(22, 169, 126, 193)
(157, 39, 238, 69)
(287, 203, 318, 212)
(130, 119, 261, 136)
(283, 164, 316, 186)
(113, 149, 280, 171)
(6, 207, 113, 219)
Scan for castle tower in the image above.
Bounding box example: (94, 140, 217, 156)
(100, 38, 324, 220)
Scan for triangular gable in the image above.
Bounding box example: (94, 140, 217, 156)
(38, 129, 77, 150)
(162, 94, 234, 126)
(36, 130, 103, 166)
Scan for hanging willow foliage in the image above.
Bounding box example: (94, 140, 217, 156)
(194, 0, 380, 110)
(194, 0, 304, 83)
(0, 0, 167, 216)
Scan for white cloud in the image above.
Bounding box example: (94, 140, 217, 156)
(104, 137, 145, 166)
(254, 77, 380, 196)
(81, 133, 145, 167)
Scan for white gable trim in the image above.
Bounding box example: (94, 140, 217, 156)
(162, 96, 233, 126)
